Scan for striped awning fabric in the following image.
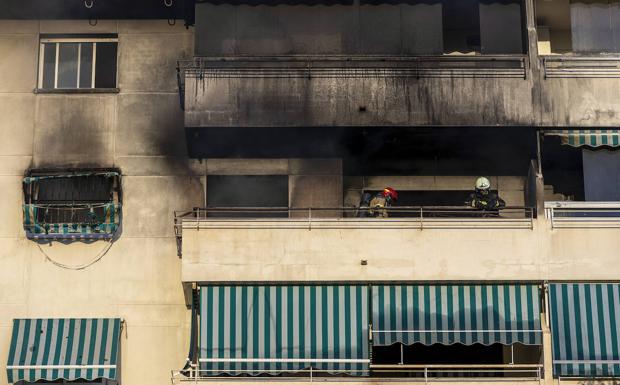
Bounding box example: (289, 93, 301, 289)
(549, 283, 620, 377)
(6, 318, 122, 383)
(372, 284, 542, 346)
(23, 203, 120, 240)
(545, 129, 620, 147)
(200, 285, 369, 376)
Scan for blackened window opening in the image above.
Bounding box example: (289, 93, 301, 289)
(206, 175, 289, 217)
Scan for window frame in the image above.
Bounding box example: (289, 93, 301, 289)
(37, 36, 119, 91)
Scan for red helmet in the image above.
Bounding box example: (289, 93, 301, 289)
(382, 187, 398, 201)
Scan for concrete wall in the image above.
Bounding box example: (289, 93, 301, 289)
(181, 218, 620, 282)
(184, 75, 537, 127)
(0, 20, 200, 385)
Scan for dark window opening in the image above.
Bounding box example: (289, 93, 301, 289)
(443, 0, 524, 54)
(443, 0, 481, 53)
(541, 136, 585, 201)
(95, 42, 118, 88)
(372, 343, 541, 378)
(206, 175, 289, 217)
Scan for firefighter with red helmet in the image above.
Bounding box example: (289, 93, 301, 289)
(368, 187, 398, 218)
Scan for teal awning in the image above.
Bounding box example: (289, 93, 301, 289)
(6, 318, 122, 383)
(23, 171, 120, 184)
(549, 283, 620, 377)
(372, 284, 542, 346)
(545, 130, 620, 148)
(23, 203, 120, 240)
(200, 285, 369, 376)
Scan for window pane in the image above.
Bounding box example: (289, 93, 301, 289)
(443, 0, 481, 53)
(479, 0, 524, 54)
(79, 43, 93, 88)
(94, 42, 118, 88)
(41, 43, 56, 89)
(57, 43, 79, 88)
(401, 2, 444, 55)
(571, 0, 614, 52)
(611, 1, 620, 50)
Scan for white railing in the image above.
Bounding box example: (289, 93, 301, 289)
(171, 362, 542, 384)
(175, 207, 534, 231)
(545, 202, 620, 228)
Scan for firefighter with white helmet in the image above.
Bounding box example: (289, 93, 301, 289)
(466, 177, 506, 211)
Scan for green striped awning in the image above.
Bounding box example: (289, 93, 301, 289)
(372, 285, 542, 346)
(23, 203, 120, 240)
(546, 130, 620, 147)
(200, 285, 369, 376)
(549, 283, 620, 377)
(6, 318, 122, 383)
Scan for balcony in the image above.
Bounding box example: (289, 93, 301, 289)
(545, 201, 620, 228)
(178, 55, 533, 128)
(174, 205, 620, 283)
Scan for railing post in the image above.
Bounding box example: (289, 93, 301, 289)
(308, 207, 312, 231)
(424, 366, 428, 384)
(420, 207, 424, 230)
(310, 366, 313, 383)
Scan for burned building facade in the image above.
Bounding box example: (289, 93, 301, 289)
(1, 1, 620, 385)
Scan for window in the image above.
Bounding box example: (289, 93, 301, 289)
(206, 175, 289, 217)
(442, 0, 525, 54)
(536, 0, 620, 54)
(38, 35, 118, 90)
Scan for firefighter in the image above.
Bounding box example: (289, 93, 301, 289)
(368, 187, 399, 218)
(466, 177, 506, 212)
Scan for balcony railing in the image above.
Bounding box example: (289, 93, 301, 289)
(171, 363, 542, 384)
(177, 55, 527, 110)
(174, 206, 534, 255)
(545, 201, 620, 228)
(542, 56, 620, 78)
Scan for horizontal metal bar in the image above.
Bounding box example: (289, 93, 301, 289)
(199, 358, 370, 363)
(371, 364, 543, 369)
(372, 329, 542, 333)
(553, 360, 620, 364)
(40, 38, 118, 43)
(7, 364, 116, 369)
(183, 55, 527, 62)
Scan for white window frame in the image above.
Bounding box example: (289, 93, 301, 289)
(37, 37, 118, 90)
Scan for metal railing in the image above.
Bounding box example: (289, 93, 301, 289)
(545, 201, 620, 228)
(171, 363, 542, 384)
(541, 56, 620, 78)
(174, 206, 534, 230)
(177, 55, 527, 109)
(173, 206, 534, 255)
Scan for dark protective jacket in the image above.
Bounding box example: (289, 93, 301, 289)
(465, 190, 506, 210)
(358, 192, 392, 217)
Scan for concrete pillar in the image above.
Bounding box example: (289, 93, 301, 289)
(541, 298, 555, 385)
(289, 159, 343, 218)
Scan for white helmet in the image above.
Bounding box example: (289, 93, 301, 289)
(475, 177, 491, 191)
